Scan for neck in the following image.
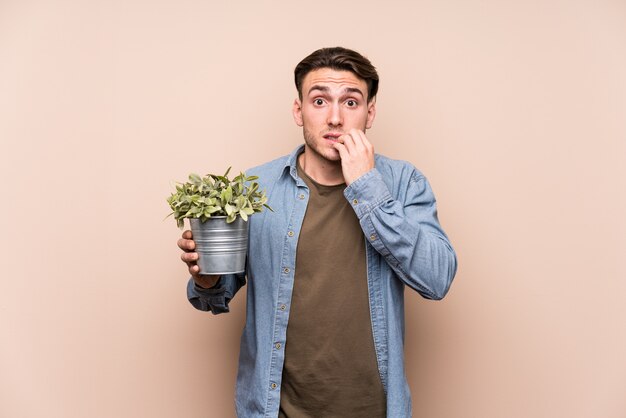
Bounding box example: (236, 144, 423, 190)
(298, 148, 345, 186)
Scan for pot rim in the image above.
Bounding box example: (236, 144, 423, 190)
(188, 216, 248, 224)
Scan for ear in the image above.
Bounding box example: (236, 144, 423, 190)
(365, 97, 376, 129)
(292, 98, 303, 127)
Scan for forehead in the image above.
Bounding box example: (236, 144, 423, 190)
(302, 68, 367, 96)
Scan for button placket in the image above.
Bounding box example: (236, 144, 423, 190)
(267, 181, 306, 405)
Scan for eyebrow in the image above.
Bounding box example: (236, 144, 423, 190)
(307, 85, 365, 98)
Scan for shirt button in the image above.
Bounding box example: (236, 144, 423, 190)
(271, 383, 277, 389)
(280, 304, 287, 311)
(352, 199, 358, 205)
(283, 267, 290, 274)
(275, 343, 282, 349)
(287, 231, 294, 237)
(370, 234, 377, 241)
(298, 194, 305, 200)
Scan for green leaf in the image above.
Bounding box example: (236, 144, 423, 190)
(189, 173, 202, 185)
(207, 206, 221, 214)
(167, 168, 270, 227)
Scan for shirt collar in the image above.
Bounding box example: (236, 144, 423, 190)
(283, 144, 306, 184)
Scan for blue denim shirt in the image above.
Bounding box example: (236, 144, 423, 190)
(187, 145, 457, 417)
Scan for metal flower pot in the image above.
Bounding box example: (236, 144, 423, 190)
(189, 216, 248, 275)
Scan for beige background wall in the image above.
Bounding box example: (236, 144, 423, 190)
(1, 0, 625, 417)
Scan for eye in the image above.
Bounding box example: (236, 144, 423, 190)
(346, 100, 357, 107)
(315, 99, 324, 106)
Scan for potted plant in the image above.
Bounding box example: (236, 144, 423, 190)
(166, 168, 271, 275)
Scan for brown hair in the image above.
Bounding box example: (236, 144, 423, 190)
(294, 47, 379, 103)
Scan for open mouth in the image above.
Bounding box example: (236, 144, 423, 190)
(323, 133, 343, 142)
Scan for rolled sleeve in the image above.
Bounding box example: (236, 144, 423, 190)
(186, 278, 230, 314)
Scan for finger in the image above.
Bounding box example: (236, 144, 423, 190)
(349, 128, 364, 143)
(350, 129, 374, 154)
(189, 264, 200, 276)
(339, 133, 356, 153)
(177, 238, 196, 251)
(349, 129, 368, 148)
(182, 230, 193, 239)
(347, 129, 365, 152)
(181, 251, 198, 264)
(332, 141, 349, 160)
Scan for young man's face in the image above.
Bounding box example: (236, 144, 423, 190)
(293, 68, 376, 162)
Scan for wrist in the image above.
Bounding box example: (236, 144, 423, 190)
(193, 275, 221, 289)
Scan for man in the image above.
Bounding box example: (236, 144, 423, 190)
(178, 47, 457, 417)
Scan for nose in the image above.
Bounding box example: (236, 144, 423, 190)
(326, 102, 343, 127)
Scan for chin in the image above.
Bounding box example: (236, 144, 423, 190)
(323, 152, 341, 162)
(315, 145, 341, 162)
